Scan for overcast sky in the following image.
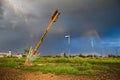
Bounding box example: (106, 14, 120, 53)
(0, 0, 120, 55)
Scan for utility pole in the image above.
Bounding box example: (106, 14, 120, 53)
(91, 38, 95, 58)
(65, 35, 70, 57)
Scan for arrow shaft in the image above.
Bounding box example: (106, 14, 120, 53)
(33, 12, 60, 55)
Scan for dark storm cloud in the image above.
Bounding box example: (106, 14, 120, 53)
(0, 0, 3, 19)
(0, 0, 120, 54)
(57, 0, 120, 38)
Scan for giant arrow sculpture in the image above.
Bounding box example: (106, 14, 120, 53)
(24, 10, 60, 66)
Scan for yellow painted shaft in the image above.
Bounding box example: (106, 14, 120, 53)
(33, 12, 60, 55)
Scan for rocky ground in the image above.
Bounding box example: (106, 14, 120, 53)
(0, 67, 120, 80)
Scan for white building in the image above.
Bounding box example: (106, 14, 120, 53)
(0, 51, 12, 58)
(0, 52, 9, 57)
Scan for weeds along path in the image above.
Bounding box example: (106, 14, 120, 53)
(0, 67, 120, 80)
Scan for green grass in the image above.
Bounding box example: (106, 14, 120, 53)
(33, 57, 120, 64)
(0, 57, 120, 75)
(0, 58, 25, 68)
(38, 63, 79, 75)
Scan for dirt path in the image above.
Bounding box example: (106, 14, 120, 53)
(0, 67, 120, 80)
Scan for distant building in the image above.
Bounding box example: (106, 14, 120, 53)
(12, 54, 22, 58)
(0, 51, 12, 58)
(0, 52, 9, 57)
(8, 51, 12, 57)
(60, 52, 66, 58)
